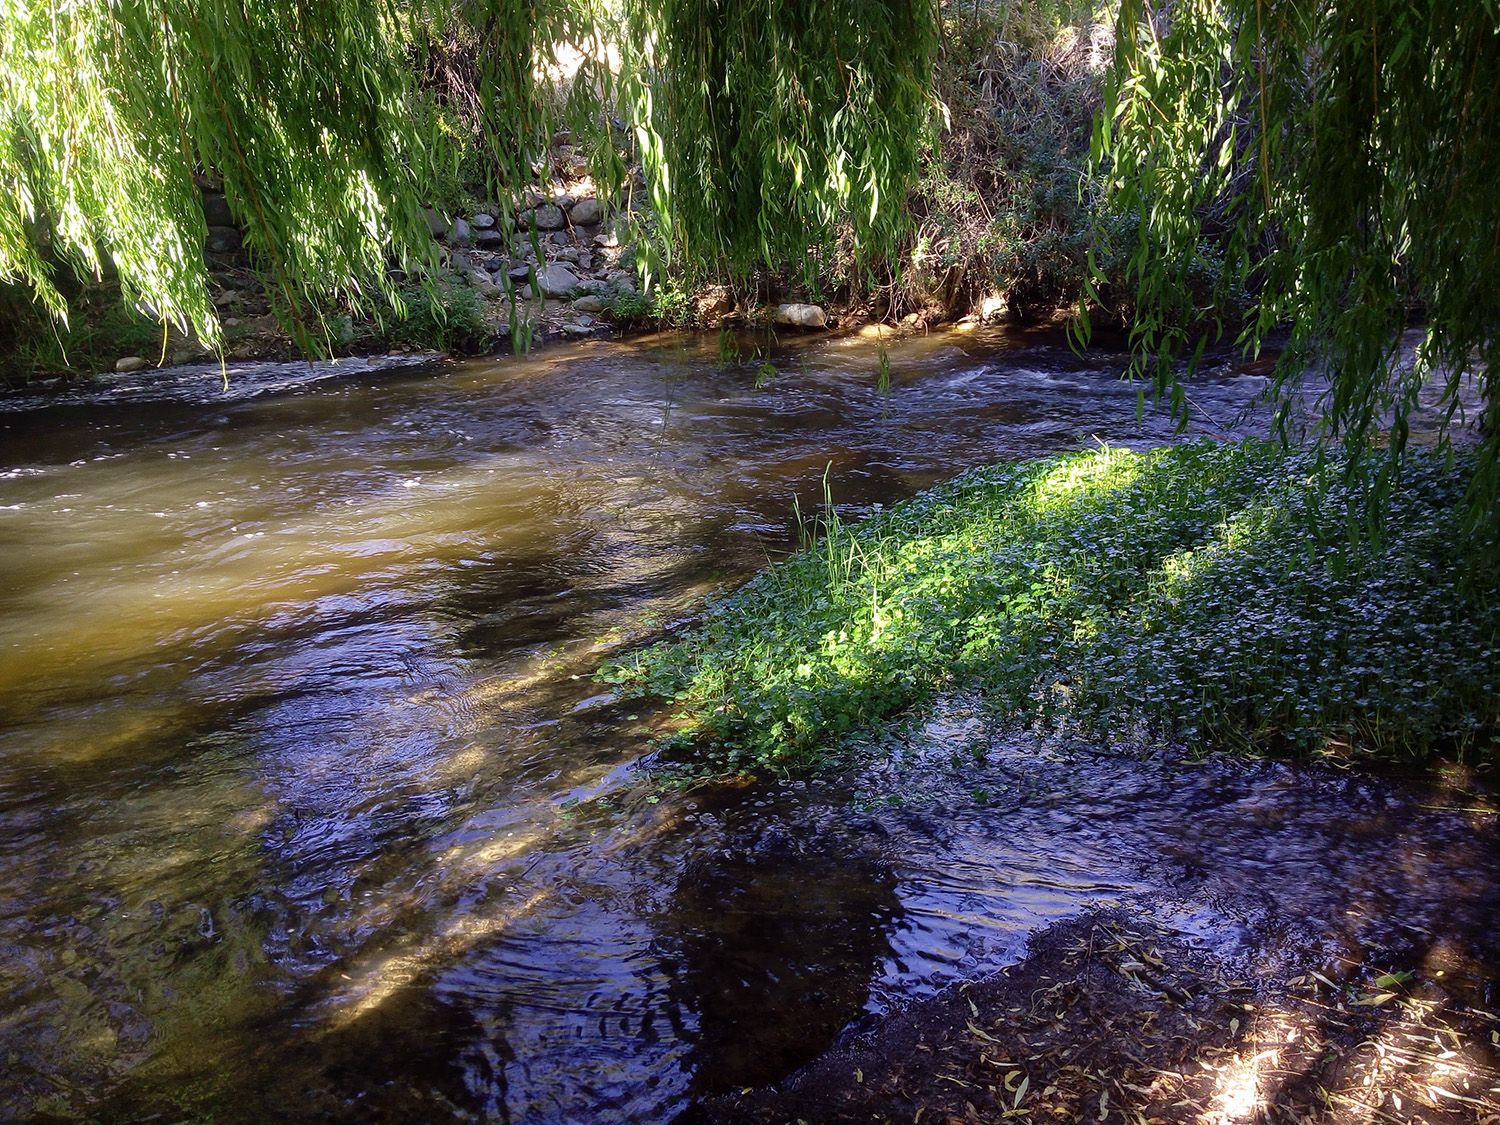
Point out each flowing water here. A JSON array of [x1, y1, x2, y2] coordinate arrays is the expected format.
[[0, 329, 1494, 1120]]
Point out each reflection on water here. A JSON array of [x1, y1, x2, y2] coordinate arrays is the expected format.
[[1, 328, 1492, 1120]]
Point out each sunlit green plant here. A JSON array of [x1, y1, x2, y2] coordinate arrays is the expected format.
[[602, 441, 1500, 771]]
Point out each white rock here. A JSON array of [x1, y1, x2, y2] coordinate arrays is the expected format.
[[772, 302, 828, 328], [115, 356, 148, 373]]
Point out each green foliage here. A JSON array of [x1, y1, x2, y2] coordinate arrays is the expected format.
[[1094, 0, 1500, 516], [605, 276, 697, 327], [602, 441, 1500, 770], [614, 0, 941, 282], [375, 280, 489, 353], [0, 284, 162, 379], [892, 0, 1182, 323], [0, 0, 445, 351], [1, 0, 943, 352]]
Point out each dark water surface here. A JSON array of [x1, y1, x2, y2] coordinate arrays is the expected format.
[[0, 329, 1493, 1120]]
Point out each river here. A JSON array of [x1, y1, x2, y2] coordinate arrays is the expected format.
[[0, 329, 1494, 1120]]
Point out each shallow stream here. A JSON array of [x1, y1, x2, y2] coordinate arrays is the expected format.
[[0, 329, 1493, 1120]]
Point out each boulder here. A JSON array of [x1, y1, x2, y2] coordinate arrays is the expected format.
[[447, 217, 472, 245], [115, 356, 148, 373], [421, 208, 448, 238], [471, 212, 496, 230], [772, 302, 828, 328], [695, 285, 734, 322], [569, 197, 602, 225], [533, 204, 566, 231], [572, 294, 606, 314], [465, 270, 501, 297], [535, 263, 581, 297]]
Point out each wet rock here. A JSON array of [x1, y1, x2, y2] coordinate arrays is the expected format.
[[773, 302, 827, 328], [533, 204, 566, 231], [115, 356, 148, 373], [535, 263, 581, 298], [572, 294, 606, 314], [569, 197, 602, 225]]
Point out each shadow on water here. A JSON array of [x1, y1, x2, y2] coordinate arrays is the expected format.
[[662, 815, 902, 1093]]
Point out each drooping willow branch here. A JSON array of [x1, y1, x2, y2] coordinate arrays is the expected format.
[[1094, 0, 1500, 523], [0, 0, 940, 348]]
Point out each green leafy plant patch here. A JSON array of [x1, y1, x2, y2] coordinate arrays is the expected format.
[[601, 441, 1499, 770]]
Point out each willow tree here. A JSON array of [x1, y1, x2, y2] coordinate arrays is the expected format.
[[1094, 0, 1500, 514], [0, 0, 939, 349]]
